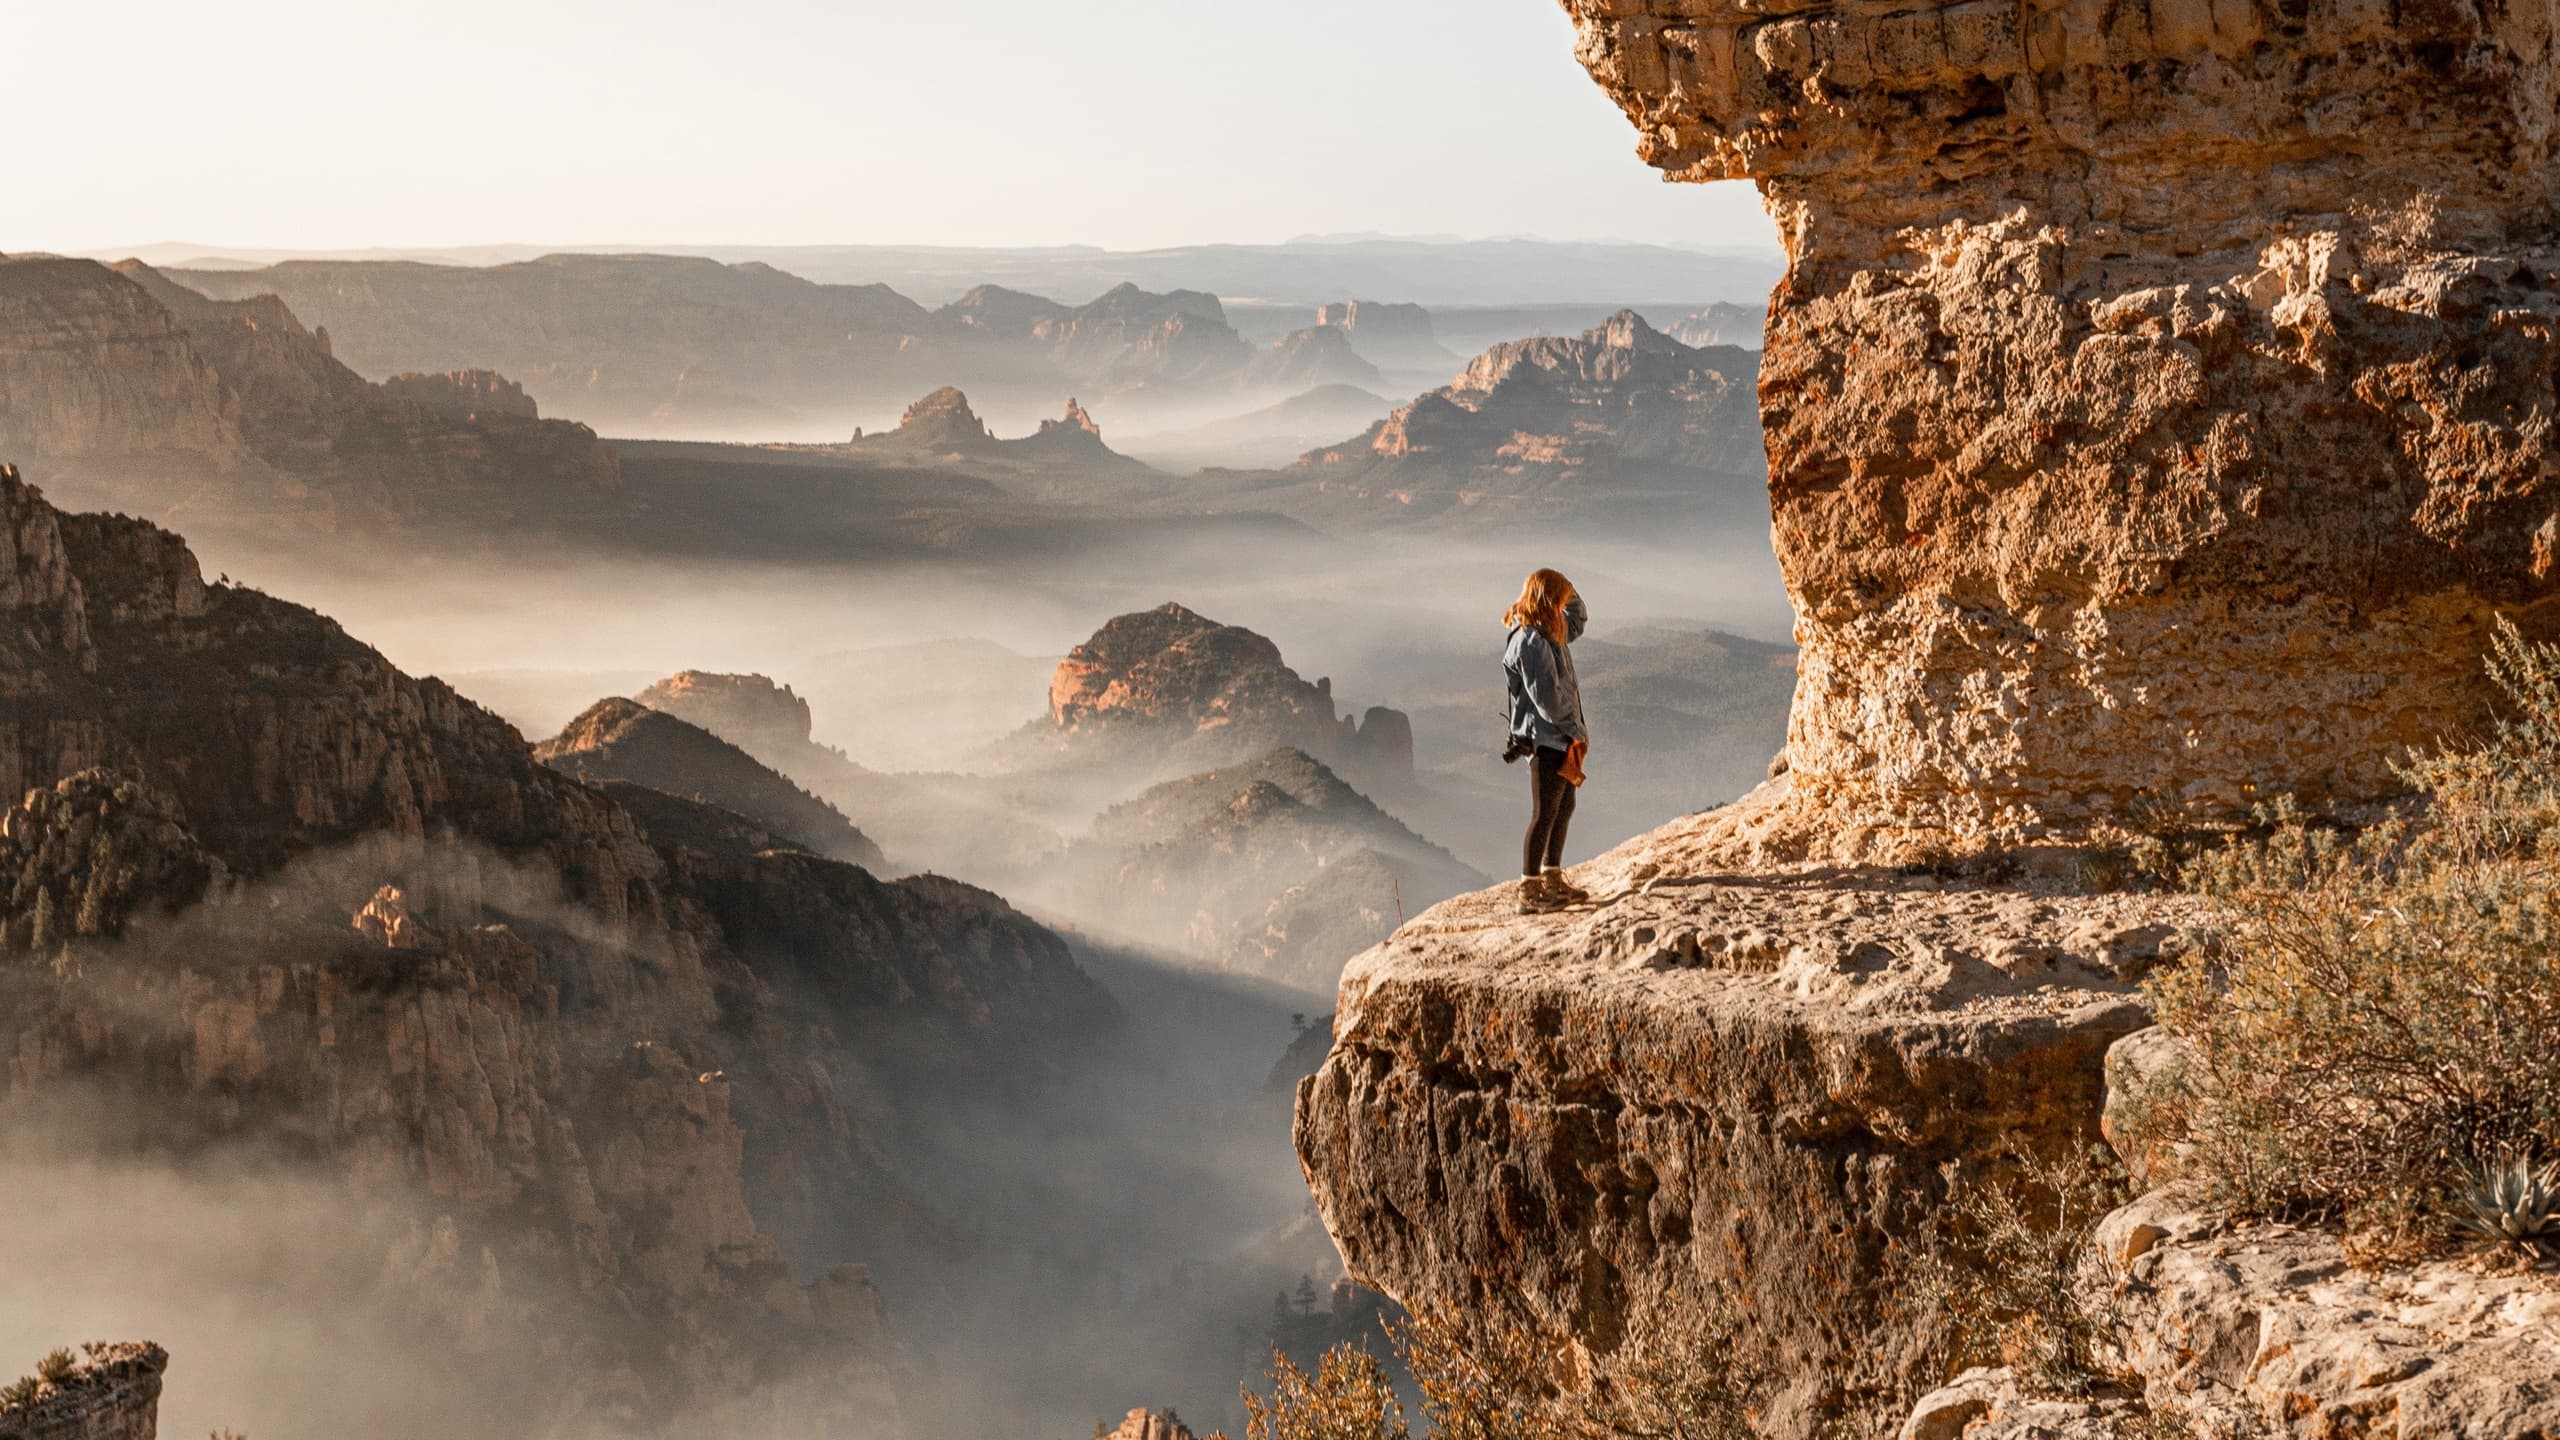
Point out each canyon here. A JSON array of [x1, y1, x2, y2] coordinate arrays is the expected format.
[[0, 459, 1114, 1433]]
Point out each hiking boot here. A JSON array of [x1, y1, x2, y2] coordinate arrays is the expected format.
[[1515, 875, 1564, 914], [1541, 867, 1592, 905]]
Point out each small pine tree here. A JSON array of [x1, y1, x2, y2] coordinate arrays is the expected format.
[[27, 887, 54, 955]]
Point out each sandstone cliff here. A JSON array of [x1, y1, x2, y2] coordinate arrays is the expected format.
[[0, 258, 240, 466], [0, 462, 1107, 1430], [1562, 0, 2560, 854], [1296, 7, 2560, 1438], [0, 256, 617, 549]]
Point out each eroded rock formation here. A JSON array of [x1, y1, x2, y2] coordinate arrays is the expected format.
[[1562, 0, 2560, 854], [1029, 602, 1415, 788]]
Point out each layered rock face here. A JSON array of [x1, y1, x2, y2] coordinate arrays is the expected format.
[[0, 463, 1106, 1429], [0, 1343, 167, 1440], [1563, 0, 2560, 851]]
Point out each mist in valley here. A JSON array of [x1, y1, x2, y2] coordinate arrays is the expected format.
[[13, 464, 1786, 1438], [1, 111, 1797, 1432]]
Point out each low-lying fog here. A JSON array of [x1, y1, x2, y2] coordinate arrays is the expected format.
[[15, 452, 1792, 1438]]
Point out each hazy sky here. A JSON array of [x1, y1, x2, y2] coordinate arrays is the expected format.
[[10, 0, 1774, 255]]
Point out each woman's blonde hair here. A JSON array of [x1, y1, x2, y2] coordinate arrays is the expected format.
[[1503, 568, 1576, 648]]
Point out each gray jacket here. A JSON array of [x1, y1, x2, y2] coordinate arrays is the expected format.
[[1504, 624, 1587, 750]]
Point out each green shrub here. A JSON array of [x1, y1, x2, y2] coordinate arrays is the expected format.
[[2153, 619, 2560, 1254], [34, 1349, 76, 1384]]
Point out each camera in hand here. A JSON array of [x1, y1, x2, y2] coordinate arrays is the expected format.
[[1501, 735, 1535, 764]]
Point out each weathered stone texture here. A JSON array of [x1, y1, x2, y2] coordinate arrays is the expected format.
[[1564, 0, 2560, 855], [2097, 1188, 2560, 1436], [1296, 831, 2193, 1434]]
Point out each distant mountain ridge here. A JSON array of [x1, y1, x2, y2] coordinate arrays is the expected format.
[[115, 235, 1786, 308], [161, 257, 1333, 438]]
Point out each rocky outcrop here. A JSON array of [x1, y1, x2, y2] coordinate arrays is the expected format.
[[636, 670, 820, 768], [1296, 830, 2193, 1435], [2091, 1189, 2560, 1437], [0, 1343, 167, 1440], [0, 462, 1105, 1427], [534, 696, 889, 871], [1101, 1408, 1197, 1440], [1261, 311, 1763, 530], [1312, 300, 1459, 373], [868, 386, 997, 455], [1562, 0, 2560, 854], [1026, 602, 1414, 788], [379, 368, 539, 419]]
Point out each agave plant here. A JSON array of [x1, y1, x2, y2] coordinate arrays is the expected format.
[[2454, 1151, 2560, 1260]]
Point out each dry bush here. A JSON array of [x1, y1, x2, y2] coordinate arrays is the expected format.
[[1889, 1147, 2133, 1399], [1222, 1298, 1761, 1440], [1233, 1342, 1409, 1440], [2152, 618, 2560, 1255]]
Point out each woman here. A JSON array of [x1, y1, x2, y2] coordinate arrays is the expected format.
[[1503, 568, 1590, 913]]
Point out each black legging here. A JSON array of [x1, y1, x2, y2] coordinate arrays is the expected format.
[[1523, 744, 1576, 876]]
